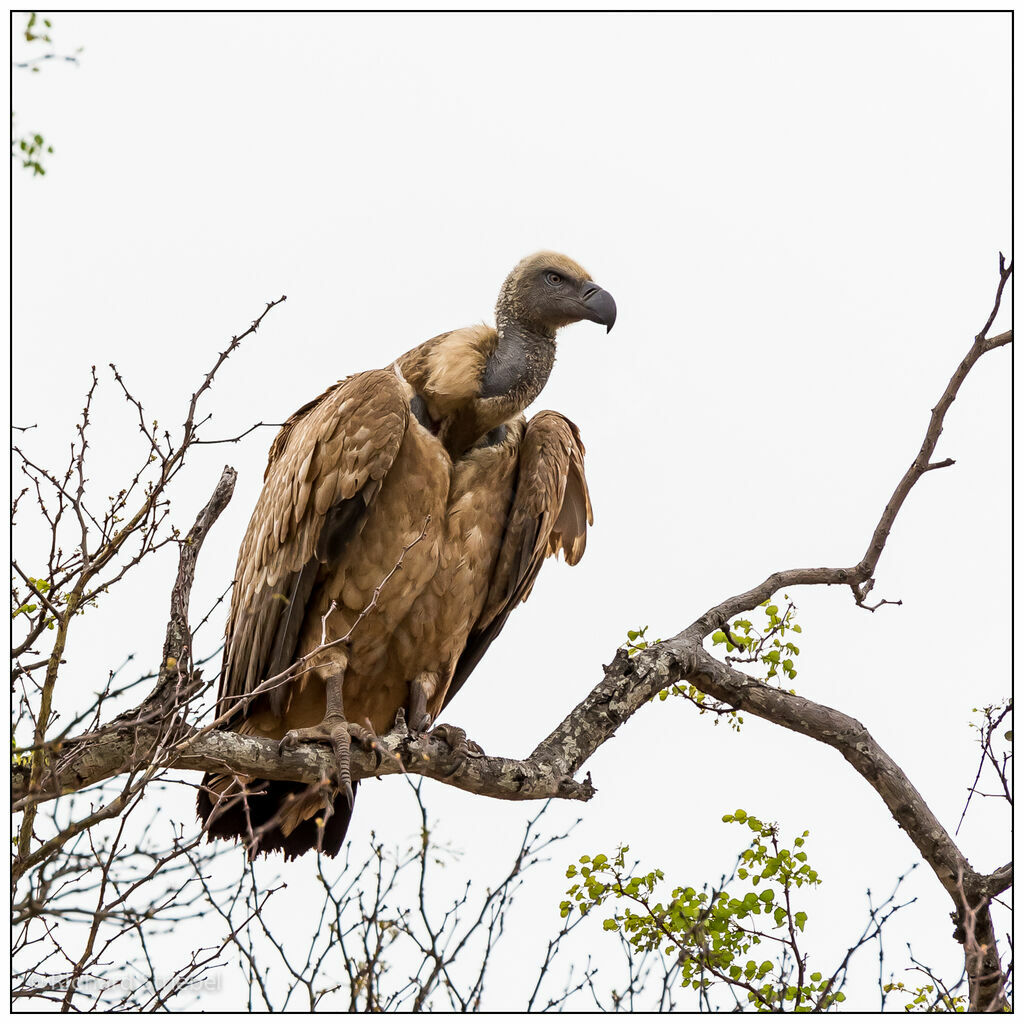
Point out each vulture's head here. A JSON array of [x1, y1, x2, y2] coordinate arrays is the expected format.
[[497, 251, 617, 337]]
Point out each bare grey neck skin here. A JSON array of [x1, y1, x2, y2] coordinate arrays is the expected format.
[[436, 298, 559, 459], [479, 310, 557, 411]]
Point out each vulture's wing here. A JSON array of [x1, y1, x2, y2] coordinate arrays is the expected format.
[[443, 411, 592, 709], [218, 368, 410, 721]]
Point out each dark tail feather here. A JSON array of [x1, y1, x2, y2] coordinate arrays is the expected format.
[[197, 776, 356, 861]]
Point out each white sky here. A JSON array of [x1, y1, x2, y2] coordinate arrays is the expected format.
[[12, 10, 1012, 1012]]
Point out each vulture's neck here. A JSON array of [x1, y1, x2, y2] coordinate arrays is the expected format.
[[481, 314, 557, 412], [437, 315, 556, 460]]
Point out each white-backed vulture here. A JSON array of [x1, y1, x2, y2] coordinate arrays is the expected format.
[[197, 252, 614, 858]]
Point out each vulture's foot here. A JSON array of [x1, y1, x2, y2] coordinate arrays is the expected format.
[[278, 717, 380, 808], [428, 723, 485, 776], [407, 678, 433, 733]]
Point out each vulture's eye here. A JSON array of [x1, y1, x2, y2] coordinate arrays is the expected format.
[[545, 272, 563, 287]]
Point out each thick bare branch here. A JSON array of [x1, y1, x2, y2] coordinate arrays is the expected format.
[[15, 716, 593, 810]]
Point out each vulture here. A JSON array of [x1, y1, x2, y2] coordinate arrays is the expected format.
[[197, 252, 616, 858]]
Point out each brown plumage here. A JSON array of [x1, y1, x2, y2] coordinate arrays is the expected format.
[[197, 252, 613, 859]]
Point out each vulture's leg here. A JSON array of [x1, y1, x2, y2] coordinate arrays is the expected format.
[[408, 674, 483, 771], [407, 672, 440, 733], [278, 664, 378, 808]]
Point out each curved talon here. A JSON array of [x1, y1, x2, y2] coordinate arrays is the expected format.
[[278, 729, 304, 754], [428, 722, 485, 768], [352, 720, 385, 772], [348, 723, 376, 747], [362, 738, 384, 772]]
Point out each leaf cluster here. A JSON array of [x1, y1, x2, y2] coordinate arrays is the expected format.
[[13, 130, 54, 176], [13, 13, 84, 176], [24, 13, 54, 45], [625, 627, 745, 731], [711, 596, 802, 683], [560, 813, 843, 1010], [883, 980, 968, 1012], [624, 625, 661, 657]]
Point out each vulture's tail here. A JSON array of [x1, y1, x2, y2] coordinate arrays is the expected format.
[[197, 775, 356, 861]]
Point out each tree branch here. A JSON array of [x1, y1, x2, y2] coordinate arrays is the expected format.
[[14, 718, 595, 811], [152, 464, 237, 705]]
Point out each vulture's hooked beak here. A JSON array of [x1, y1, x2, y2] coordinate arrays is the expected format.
[[580, 282, 617, 333]]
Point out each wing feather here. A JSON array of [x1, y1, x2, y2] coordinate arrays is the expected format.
[[216, 368, 409, 722], [443, 411, 592, 708]]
